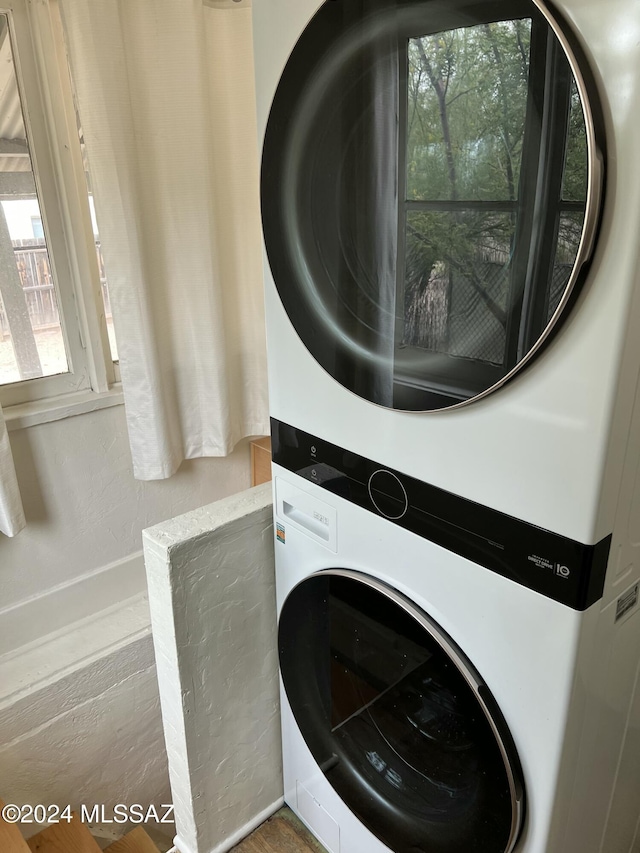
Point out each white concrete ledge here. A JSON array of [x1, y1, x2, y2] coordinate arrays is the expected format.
[[0, 552, 146, 657], [0, 594, 170, 835], [143, 482, 282, 853], [0, 593, 152, 720]]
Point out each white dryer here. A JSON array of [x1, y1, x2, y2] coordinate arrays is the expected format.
[[253, 0, 640, 547]]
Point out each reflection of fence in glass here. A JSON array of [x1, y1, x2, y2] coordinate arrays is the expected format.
[[404, 258, 574, 366], [404, 260, 509, 364], [0, 240, 110, 335]]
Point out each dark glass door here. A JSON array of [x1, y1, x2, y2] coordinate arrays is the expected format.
[[279, 570, 525, 853], [261, 0, 604, 410]]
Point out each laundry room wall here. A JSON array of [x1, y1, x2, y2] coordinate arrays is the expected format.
[[0, 401, 253, 822], [0, 0, 267, 829]]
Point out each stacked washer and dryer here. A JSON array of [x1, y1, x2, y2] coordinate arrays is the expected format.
[[252, 1, 640, 851]]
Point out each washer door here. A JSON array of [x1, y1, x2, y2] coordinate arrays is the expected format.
[[279, 570, 525, 853], [261, 0, 604, 410]]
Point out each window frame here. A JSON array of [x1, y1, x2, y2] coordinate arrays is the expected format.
[[394, 13, 588, 406], [0, 0, 117, 411]]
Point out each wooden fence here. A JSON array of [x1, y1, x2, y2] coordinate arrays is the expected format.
[[0, 239, 110, 336]]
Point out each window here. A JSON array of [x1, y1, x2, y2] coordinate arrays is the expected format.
[[0, 0, 116, 409], [30, 216, 44, 239], [395, 17, 589, 406]]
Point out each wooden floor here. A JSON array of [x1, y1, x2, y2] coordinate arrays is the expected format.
[[231, 809, 327, 853], [0, 800, 160, 853], [2, 798, 318, 853]]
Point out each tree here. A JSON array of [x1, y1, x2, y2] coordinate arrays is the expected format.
[[401, 17, 587, 363]]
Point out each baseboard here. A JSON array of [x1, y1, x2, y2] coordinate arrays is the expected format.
[[171, 797, 284, 853], [0, 551, 147, 657]]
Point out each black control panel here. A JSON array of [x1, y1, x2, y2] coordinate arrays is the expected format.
[[271, 418, 611, 611]]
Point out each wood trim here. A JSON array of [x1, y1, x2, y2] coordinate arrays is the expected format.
[[251, 436, 272, 486]]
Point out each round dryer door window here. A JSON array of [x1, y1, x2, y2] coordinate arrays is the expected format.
[[261, 0, 604, 410], [279, 571, 525, 853]]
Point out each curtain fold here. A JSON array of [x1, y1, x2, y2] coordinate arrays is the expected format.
[[0, 408, 25, 536], [60, 0, 268, 479]]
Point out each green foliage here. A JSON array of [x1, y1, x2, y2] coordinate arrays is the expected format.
[[563, 83, 588, 202], [401, 18, 589, 359], [407, 20, 532, 202]]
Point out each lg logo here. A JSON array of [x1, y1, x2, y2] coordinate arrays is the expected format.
[[556, 564, 570, 579]]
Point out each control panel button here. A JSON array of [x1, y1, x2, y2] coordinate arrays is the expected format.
[[368, 469, 408, 520]]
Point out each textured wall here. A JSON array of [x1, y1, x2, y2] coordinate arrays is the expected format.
[[0, 402, 254, 842], [143, 483, 282, 853], [1, 404, 251, 611], [0, 633, 172, 841]]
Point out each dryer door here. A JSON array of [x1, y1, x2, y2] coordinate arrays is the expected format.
[[261, 0, 604, 411], [279, 570, 525, 853]]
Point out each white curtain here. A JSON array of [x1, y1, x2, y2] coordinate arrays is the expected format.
[[60, 0, 268, 479], [0, 407, 25, 536]]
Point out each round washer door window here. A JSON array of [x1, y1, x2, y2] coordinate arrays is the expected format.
[[261, 0, 604, 411], [279, 571, 525, 853]]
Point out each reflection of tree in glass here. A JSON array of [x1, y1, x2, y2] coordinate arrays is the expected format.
[[403, 22, 532, 360], [553, 85, 587, 295], [563, 82, 588, 203], [406, 21, 531, 203], [402, 19, 588, 362], [404, 211, 513, 363]]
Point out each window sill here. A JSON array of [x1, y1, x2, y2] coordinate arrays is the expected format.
[[4, 385, 124, 431]]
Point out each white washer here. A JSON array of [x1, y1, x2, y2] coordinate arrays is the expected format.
[[253, 0, 640, 548], [271, 441, 640, 853]]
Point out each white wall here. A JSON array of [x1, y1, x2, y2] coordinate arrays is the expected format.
[[0, 401, 254, 837], [1, 199, 43, 240], [1, 402, 251, 612], [0, 633, 171, 841]]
